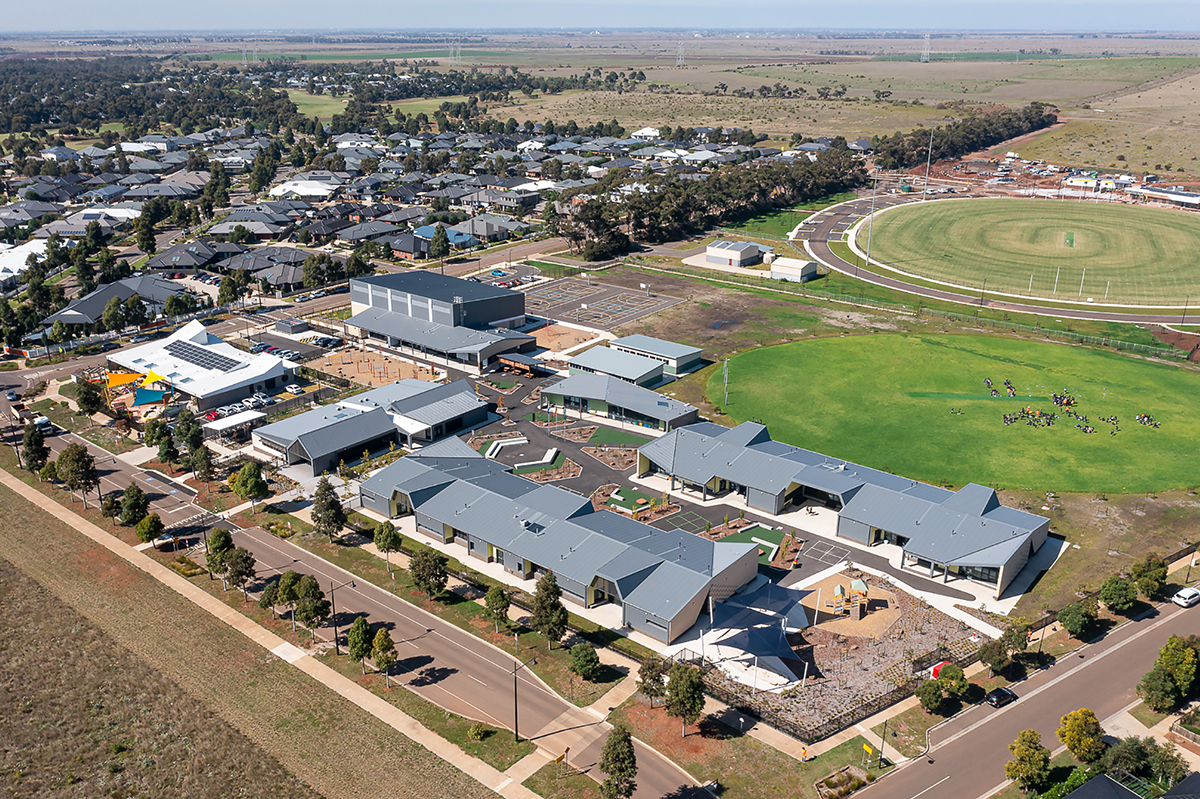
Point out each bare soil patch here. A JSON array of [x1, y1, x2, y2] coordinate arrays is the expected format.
[[697, 517, 758, 541], [320, 348, 440, 387], [582, 445, 638, 471], [552, 425, 597, 443], [522, 458, 582, 483], [533, 323, 596, 352]]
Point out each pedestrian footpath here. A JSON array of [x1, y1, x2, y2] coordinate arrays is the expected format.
[[0, 467, 543, 799]]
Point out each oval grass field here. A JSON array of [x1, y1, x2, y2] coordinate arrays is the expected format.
[[709, 334, 1200, 493], [860, 198, 1200, 306]]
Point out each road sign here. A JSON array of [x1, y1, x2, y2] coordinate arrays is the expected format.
[[862, 743, 873, 754]]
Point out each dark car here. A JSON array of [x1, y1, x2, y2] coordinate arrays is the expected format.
[[985, 687, 1017, 708]]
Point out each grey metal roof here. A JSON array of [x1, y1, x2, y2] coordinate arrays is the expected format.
[[569, 347, 661, 383], [352, 271, 516, 305], [609, 334, 701, 360], [347, 378, 487, 427], [257, 405, 394, 463], [347, 307, 532, 355], [547, 373, 695, 424]]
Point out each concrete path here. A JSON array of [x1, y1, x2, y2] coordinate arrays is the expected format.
[[0, 467, 543, 799]]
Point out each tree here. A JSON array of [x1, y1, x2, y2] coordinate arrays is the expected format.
[[374, 520, 402, 572], [40, 461, 59, 484], [410, 548, 448, 599], [978, 639, 1010, 676], [75, 378, 103, 416], [100, 491, 120, 519], [56, 442, 98, 507], [119, 483, 149, 526], [484, 584, 511, 630], [135, 218, 156, 255], [638, 656, 667, 708], [372, 627, 397, 688], [277, 570, 302, 631], [294, 574, 331, 643], [1005, 729, 1051, 794], [599, 723, 638, 799], [937, 663, 969, 697], [1137, 663, 1180, 712], [1148, 740, 1189, 785], [101, 295, 126, 331], [665, 663, 705, 738], [429, 224, 450, 271], [230, 461, 269, 511], [1156, 634, 1197, 696], [207, 526, 234, 581], [531, 571, 569, 649], [135, 512, 165, 544], [1057, 599, 1096, 639], [191, 444, 214, 487], [1130, 553, 1168, 598], [569, 643, 602, 681], [916, 678, 946, 715], [123, 296, 147, 327], [347, 616, 373, 674], [1056, 708, 1106, 763], [143, 417, 168, 447], [22, 422, 49, 474], [224, 546, 257, 601], [157, 435, 179, 467], [1098, 575, 1138, 613], [258, 577, 280, 619], [311, 475, 346, 543]]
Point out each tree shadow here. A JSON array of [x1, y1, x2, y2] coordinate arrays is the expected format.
[[395, 654, 433, 675], [409, 665, 457, 687], [697, 716, 738, 741]]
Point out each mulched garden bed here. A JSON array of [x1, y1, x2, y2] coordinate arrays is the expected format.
[[522, 458, 582, 483], [582, 445, 638, 471], [697, 517, 758, 540], [467, 431, 524, 452], [552, 425, 597, 443]]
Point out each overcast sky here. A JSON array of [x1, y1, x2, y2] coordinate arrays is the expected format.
[[6, 1, 1200, 33]]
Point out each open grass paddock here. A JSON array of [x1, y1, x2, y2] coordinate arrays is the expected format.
[[861, 198, 1200, 306], [710, 334, 1200, 493]]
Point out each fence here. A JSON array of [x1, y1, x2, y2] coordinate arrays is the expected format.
[[1171, 721, 1200, 746], [621, 259, 1187, 361], [18, 306, 228, 361]]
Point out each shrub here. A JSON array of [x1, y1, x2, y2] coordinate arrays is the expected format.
[[467, 722, 487, 742]]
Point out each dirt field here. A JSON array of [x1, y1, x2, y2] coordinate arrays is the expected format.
[[0, 557, 323, 799], [320, 348, 440, 387], [533, 323, 597, 353], [0, 482, 499, 799]]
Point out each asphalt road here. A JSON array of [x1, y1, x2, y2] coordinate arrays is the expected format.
[[807, 196, 1200, 324], [232, 526, 704, 799], [860, 600, 1192, 799]]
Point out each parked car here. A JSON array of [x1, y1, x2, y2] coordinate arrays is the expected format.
[[204, 410, 221, 421], [5, 389, 17, 401], [243, 397, 263, 409], [286, 384, 304, 395], [34, 415, 53, 431], [311, 290, 328, 299], [130, 335, 150, 343], [98, 341, 119, 352], [985, 687, 1017, 708], [200, 318, 219, 326], [265, 346, 279, 353], [332, 285, 349, 294], [1172, 587, 1200, 608]]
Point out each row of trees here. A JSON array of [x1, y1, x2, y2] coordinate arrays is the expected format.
[[1137, 633, 1200, 712], [872, 103, 1058, 170], [1005, 710, 1188, 795]]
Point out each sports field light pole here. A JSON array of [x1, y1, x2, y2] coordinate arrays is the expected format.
[[329, 578, 356, 655], [863, 170, 879, 280], [921, 128, 934, 202], [1183, 296, 1190, 327]]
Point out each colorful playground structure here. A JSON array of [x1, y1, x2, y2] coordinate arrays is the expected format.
[[826, 578, 871, 621]]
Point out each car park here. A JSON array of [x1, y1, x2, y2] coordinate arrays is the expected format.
[[1172, 587, 1200, 608], [985, 687, 1017, 708]]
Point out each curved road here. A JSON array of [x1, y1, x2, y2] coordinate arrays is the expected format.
[[805, 195, 1198, 325]]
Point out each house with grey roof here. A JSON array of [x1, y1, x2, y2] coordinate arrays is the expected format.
[[609, 334, 702, 376], [252, 378, 488, 475], [638, 422, 1050, 597], [568, 346, 665, 387], [359, 438, 758, 642], [541, 373, 698, 431], [42, 274, 188, 327]]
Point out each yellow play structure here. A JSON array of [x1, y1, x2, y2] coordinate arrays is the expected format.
[[827, 579, 871, 620]]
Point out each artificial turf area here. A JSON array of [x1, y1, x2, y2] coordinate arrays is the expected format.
[[861, 198, 1200, 306], [710, 334, 1200, 493]]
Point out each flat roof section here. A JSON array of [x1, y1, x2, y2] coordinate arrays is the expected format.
[[569, 346, 662, 383], [609, 334, 701, 361], [353, 271, 517, 305]]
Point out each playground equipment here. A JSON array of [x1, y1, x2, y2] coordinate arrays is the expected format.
[[826, 579, 871, 620]]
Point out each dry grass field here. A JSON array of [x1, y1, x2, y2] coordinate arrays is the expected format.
[[0, 482, 499, 799]]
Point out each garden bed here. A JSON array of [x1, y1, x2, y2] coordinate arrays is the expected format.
[[466, 430, 524, 452], [815, 765, 874, 799], [582, 445, 638, 471], [516, 455, 582, 483], [589, 483, 679, 522], [551, 425, 598, 443]]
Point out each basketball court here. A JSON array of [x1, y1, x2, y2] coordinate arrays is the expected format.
[[522, 277, 684, 328]]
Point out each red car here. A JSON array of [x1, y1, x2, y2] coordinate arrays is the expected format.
[[204, 410, 221, 421]]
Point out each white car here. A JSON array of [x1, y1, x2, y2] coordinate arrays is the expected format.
[[286, 384, 304, 395], [1172, 587, 1200, 608]]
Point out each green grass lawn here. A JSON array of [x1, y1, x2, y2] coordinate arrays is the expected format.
[[726, 209, 813, 239], [719, 526, 785, 564], [604, 486, 658, 512], [523, 762, 600, 799], [1129, 701, 1170, 729], [286, 89, 350, 119], [863, 198, 1200, 306], [711, 334, 1200, 493], [587, 428, 650, 447]]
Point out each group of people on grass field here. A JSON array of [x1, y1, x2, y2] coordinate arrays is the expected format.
[[986, 381, 1162, 437]]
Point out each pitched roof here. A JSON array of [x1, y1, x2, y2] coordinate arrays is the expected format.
[[547, 373, 695, 424]]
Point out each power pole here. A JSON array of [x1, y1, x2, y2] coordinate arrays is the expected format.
[[676, 41, 685, 68], [921, 34, 931, 63]]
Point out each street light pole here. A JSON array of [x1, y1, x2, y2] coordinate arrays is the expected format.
[[863, 170, 879, 280], [329, 578, 355, 655], [512, 655, 537, 742]]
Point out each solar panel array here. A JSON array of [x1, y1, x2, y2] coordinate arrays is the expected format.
[[164, 340, 240, 372]]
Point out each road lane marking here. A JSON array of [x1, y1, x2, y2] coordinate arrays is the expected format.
[[468, 674, 488, 687], [909, 776, 949, 799]]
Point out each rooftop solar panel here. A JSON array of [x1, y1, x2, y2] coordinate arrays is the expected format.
[[164, 340, 241, 372]]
